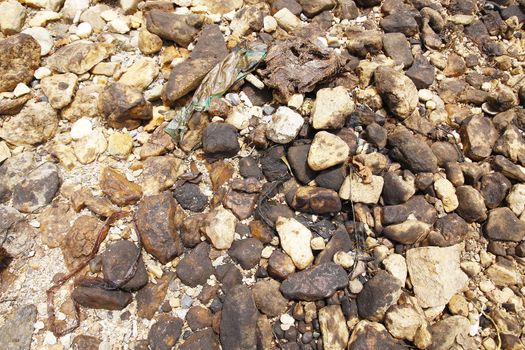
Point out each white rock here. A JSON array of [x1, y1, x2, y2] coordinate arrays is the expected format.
[[333, 251, 354, 269], [13, 83, 31, 97], [109, 18, 130, 34], [226, 107, 250, 130], [41, 73, 78, 109], [339, 173, 384, 204], [507, 184, 525, 216], [310, 236, 325, 250], [274, 8, 302, 32], [120, 0, 140, 13], [61, 0, 89, 21], [308, 131, 350, 171], [348, 279, 363, 294], [34, 67, 52, 80], [434, 177, 459, 212], [319, 305, 349, 350], [263, 15, 278, 33], [73, 129, 107, 164], [119, 57, 159, 90], [382, 254, 407, 286], [311, 86, 354, 130], [28, 10, 61, 27], [22, 27, 54, 55], [287, 94, 303, 109], [0, 0, 26, 34], [406, 244, 469, 308], [0, 141, 11, 163], [385, 304, 425, 342], [75, 22, 92, 38], [418, 89, 433, 102], [276, 217, 314, 270], [205, 206, 237, 250], [266, 106, 304, 144]]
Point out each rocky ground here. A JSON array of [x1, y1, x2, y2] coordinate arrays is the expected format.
[[0, 0, 525, 349]]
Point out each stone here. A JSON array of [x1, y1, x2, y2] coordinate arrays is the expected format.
[[507, 184, 525, 216], [139, 29, 163, 55], [382, 195, 437, 226], [228, 238, 263, 270], [266, 106, 304, 144], [380, 12, 419, 36], [72, 278, 132, 310], [263, 15, 278, 32], [223, 189, 258, 220], [202, 123, 240, 161], [406, 244, 469, 308], [193, 0, 243, 14], [73, 129, 107, 164], [180, 328, 219, 350], [448, 294, 468, 316], [12, 162, 60, 213], [406, 55, 435, 89], [280, 262, 347, 301], [456, 185, 487, 223], [357, 271, 402, 322], [388, 129, 438, 173], [107, 132, 133, 158], [297, 0, 335, 16], [480, 172, 512, 209], [431, 213, 470, 247], [494, 125, 525, 165], [485, 259, 522, 286], [0, 304, 37, 350], [0, 0, 26, 35], [347, 321, 406, 350], [102, 240, 148, 291], [308, 131, 350, 171], [382, 33, 413, 68], [252, 278, 288, 317], [268, 250, 296, 280], [287, 145, 317, 184], [276, 217, 314, 270], [173, 182, 207, 212], [21, 27, 53, 56], [365, 122, 387, 148], [205, 206, 237, 250], [375, 67, 418, 119], [98, 82, 153, 130], [485, 207, 525, 242], [61, 215, 101, 270], [0, 34, 40, 93], [61, 84, 102, 121], [119, 58, 159, 91], [346, 31, 383, 58], [428, 316, 470, 350], [71, 335, 101, 350], [460, 116, 499, 160], [100, 167, 142, 206], [220, 285, 259, 350], [47, 41, 111, 74], [136, 273, 172, 319], [186, 306, 212, 331], [382, 171, 416, 205], [339, 174, 384, 204], [383, 220, 431, 245], [136, 193, 183, 264], [487, 83, 518, 112], [289, 186, 342, 214], [493, 155, 525, 182], [311, 86, 354, 130], [145, 10, 203, 47], [0, 101, 57, 146], [41, 73, 78, 109], [141, 156, 183, 195], [384, 304, 424, 341], [316, 165, 346, 191], [431, 142, 460, 167], [239, 157, 263, 179], [147, 315, 183, 350], [39, 202, 73, 248], [434, 177, 459, 212], [319, 305, 349, 350], [273, 8, 302, 32]]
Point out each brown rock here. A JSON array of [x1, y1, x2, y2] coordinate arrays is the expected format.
[[180, 328, 220, 350], [208, 160, 234, 191], [460, 115, 499, 160], [176, 242, 214, 287], [145, 10, 203, 47], [72, 278, 132, 310], [186, 306, 213, 331], [47, 42, 111, 75], [102, 240, 148, 291], [223, 189, 258, 220], [61, 84, 103, 122], [138, 28, 163, 55], [289, 186, 342, 214], [268, 250, 296, 280], [39, 202, 73, 249], [147, 315, 183, 350], [0, 34, 40, 93], [100, 167, 142, 206], [252, 279, 288, 317], [456, 185, 487, 223], [0, 94, 31, 115], [62, 216, 102, 270], [443, 53, 467, 77], [141, 156, 183, 195], [72, 335, 101, 350], [137, 272, 173, 319], [180, 214, 205, 248]]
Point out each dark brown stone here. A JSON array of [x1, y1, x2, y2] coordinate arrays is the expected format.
[[227, 238, 263, 270], [101, 240, 148, 291], [98, 83, 152, 130], [145, 10, 203, 46], [147, 315, 183, 350], [72, 278, 132, 310], [136, 272, 173, 319], [220, 285, 259, 350], [176, 242, 214, 287], [268, 250, 296, 280], [186, 306, 213, 331], [289, 186, 342, 214]]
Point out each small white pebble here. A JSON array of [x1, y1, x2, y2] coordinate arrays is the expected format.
[[75, 22, 92, 38], [43, 332, 57, 345], [70, 118, 93, 140], [34, 320, 45, 330], [418, 88, 433, 102], [263, 16, 277, 33], [34, 67, 51, 80], [310, 237, 325, 250], [29, 220, 40, 228], [261, 246, 274, 259], [148, 264, 163, 279], [13, 83, 30, 97]]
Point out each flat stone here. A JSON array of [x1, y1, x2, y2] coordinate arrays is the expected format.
[[456, 185, 487, 223], [136, 273, 172, 319], [382, 195, 437, 226], [485, 207, 525, 242], [0, 34, 40, 93], [308, 131, 350, 171], [319, 305, 349, 350], [380, 12, 419, 36], [289, 186, 342, 214], [266, 106, 304, 144], [100, 167, 142, 206], [204, 206, 237, 250], [12, 162, 60, 213], [102, 240, 148, 291], [176, 242, 214, 287], [382, 33, 413, 68], [460, 115, 499, 160], [228, 238, 263, 270], [276, 217, 314, 270], [383, 220, 431, 245], [252, 278, 288, 317], [311, 86, 354, 130], [339, 174, 384, 204], [357, 271, 402, 322], [145, 10, 203, 47], [147, 315, 183, 350], [72, 278, 132, 310], [0, 304, 37, 350], [347, 320, 407, 350], [202, 123, 240, 162], [47, 41, 111, 74], [384, 304, 425, 342], [41, 73, 78, 109], [220, 285, 258, 350]]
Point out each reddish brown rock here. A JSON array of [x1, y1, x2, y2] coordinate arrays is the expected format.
[[0, 34, 40, 93], [136, 272, 173, 319], [100, 167, 143, 206], [61, 216, 102, 270]]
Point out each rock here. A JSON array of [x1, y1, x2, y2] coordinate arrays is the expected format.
[[319, 305, 349, 350], [107, 132, 133, 158], [448, 294, 468, 316], [193, 0, 243, 13], [47, 41, 111, 74], [98, 82, 153, 130], [147, 315, 183, 350], [102, 240, 148, 291], [347, 320, 406, 350], [384, 304, 424, 341], [239, 157, 263, 179], [119, 57, 159, 91], [0, 101, 58, 146], [61, 84, 102, 121], [485, 207, 525, 242], [39, 202, 73, 248], [61, 215, 100, 269], [357, 271, 402, 322], [487, 83, 518, 112], [507, 184, 525, 216], [268, 250, 296, 280], [136, 193, 183, 264], [280, 262, 347, 301], [493, 155, 525, 182], [223, 188, 258, 220], [41, 73, 78, 109], [139, 29, 163, 55], [365, 122, 387, 148], [228, 238, 263, 270], [0, 34, 40, 93], [273, 8, 302, 32], [308, 131, 350, 171], [72, 278, 132, 310], [205, 206, 237, 250], [431, 142, 460, 167], [382, 33, 413, 68], [21, 27, 53, 56], [186, 306, 212, 331], [405, 55, 435, 89], [173, 182, 208, 212], [316, 165, 346, 191], [460, 116, 498, 160], [202, 123, 240, 161], [382, 195, 437, 226], [71, 335, 101, 350], [0, 304, 37, 350], [311, 86, 354, 130], [380, 12, 419, 36], [485, 259, 522, 286], [430, 213, 470, 247], [388, 129, 438, 173], [456, 185, 487, 223], [145, 10, 203, 47], [12, 162, 60, 213], [266, 106, 304, 144], [289, 186, 342, 214], [383, 220, 431, 245], [428, 315, 470, 350], [276, 217, 314, 270], [73, 129, 107, 164], [100, 167, 142, 206], [297, 0, 335, 16], [0, 0, 26, 35], [220, 285, 259, 350], [180, 328, 220, 350], [375, 67, 418, 119], [346, 31, 383, 58], [339, 174, 384, 204], [136, 273, 172, 319], [406, 244, 469, 308], [260, 147, 291, 182], [252, 278, 288, 317], [287, 145, 317, 184], [434, 177, 459, 212], [494, 125, 525, 165], [141, 156, 183, 195], [480, 172, 512, 209], [382, 171, 416, 205]]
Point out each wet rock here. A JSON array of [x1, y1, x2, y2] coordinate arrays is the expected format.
[[308, 131, 350, 171], [382, 33, 413, 68], [223, 189, 258, 220], [100, 167, 142, 206], [375, 67, 418, 119], [102, 240, 148, 291], [136, 273, 172, 319], [428, 315, 470, 350], [12, 162, 60, 213], [319, 305, 349, 350], [41, 73, 78, 109], [266, 106, 304, 144], [383, 219, 431, 245], [311, 86, 354, 130], [347, 320, 406, 350], [228, 238, 263, 270], [220, 285, 259, 350], [72, 278, 132, 310], [98, 82, 153, 130], [460, 115, 498, 160], [287, 145, 317, 184], [388, 129, 438, 173], [340, 173, 384, 204], [280, 262, 347, 301], [145, 10, 203, 46], [136, 193, 184, 264], [357, 271, 402, 322], [252, 278, 288, 317], [380, 12, 419, 36], [406, 244, 469, 308], [276, 217, 314, 270], [205, 206, 237, 250], [346, 31, 383, 58], [0, 34, 40, 93], [382, 171, 416, 205], [480, 172, 512, 209], [61, 215, 101, 270], [173, 182, 208, 212], [405, 55, 435, 89], [147, 315, 183, 350], [485, 207, 525, 242], [289, 186, 342, 214], [268, 250, 296, 280], [141, 156, 183, 195], [0, 304, 37, 350], [202, 123, 240, 161], [47, 41, 111, 75], [456, 185, 487, 223]]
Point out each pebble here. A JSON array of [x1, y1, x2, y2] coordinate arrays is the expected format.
[[266, 106, 304, 144], [308, 131, 350, 171], [13, 83, 30, 97], [70, 118, 93, 140], [75, 22, 92, 38]]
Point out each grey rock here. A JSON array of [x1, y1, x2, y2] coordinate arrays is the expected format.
[[0, 304, 37, 350], [382, 33, 413, 67], [177, 242, 214, 287], [456, 185, 487, 223], [406, 55, 435, 89], [220, 285, 259, 350], [357, 271, 402, 322], [102, 240, 148, 291], [380, 12, 419, 36], [173, 182, 208, 212], [485, 207, 525, 242], [382, 171, 416, 205], [382, 195, 437, 226], [252, 278, 288, 317], [202, 123, 240, 162], [12, 162, 60, 213], [228, 238, 263, 270]]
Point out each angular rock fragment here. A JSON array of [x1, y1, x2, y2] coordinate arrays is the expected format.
[[204, 206, 237, 250], [12, 162, 60, 213], [0, 304, 37, 350], [276, 217, 314, 270], [227, 238, 263, 270], [202, 123, 240, 161], [319, 305, 349, 350], [308, 131, 350, 171], [289, 186, 342, 214], [0, 34, 40, 93], [147, 315, 183, 350], [177, 242, 214, 287], [145, 10, 203, 47], [357, 271, 402, 322], [485, 207, 525, 242], [252, 278, 288, 317], [100, 167, 142, 206], [72, 278, 132, 310], [347, 320, 407, 350], [102, 240, 148, 291], [220, 285, 259, 350], [47, 41, 111, 75], [41, 73, 78, 109], [311, 86, 354, 130], [375, 67, 418, 119]]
